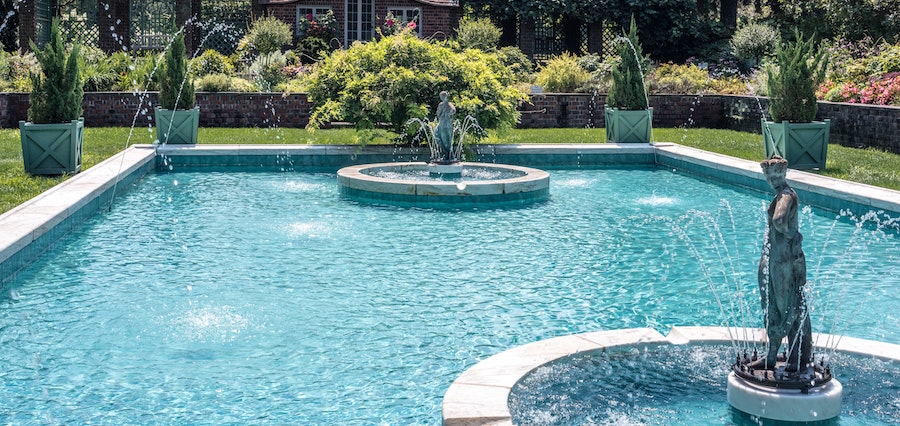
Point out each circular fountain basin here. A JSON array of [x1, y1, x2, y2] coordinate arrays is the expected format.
[[443, 327, 900, 425], [337, 162, 549, 206]]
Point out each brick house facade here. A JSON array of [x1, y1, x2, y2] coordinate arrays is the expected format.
[[255, 0, 460, 48]]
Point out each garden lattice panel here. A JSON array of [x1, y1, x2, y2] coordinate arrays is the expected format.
[[200, 0, 251, 55], [58, 0, 100, 47], [130, 0, 175, 50]]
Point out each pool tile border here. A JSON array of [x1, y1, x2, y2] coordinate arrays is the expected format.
[[441, 326, 900, 426]]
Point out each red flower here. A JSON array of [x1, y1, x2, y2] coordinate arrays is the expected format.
[[386, 19, 394, 27], [307, 13, 313, 20]]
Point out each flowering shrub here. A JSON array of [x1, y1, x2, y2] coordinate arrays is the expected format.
[[298, 10, 338, 42], [381, 12, 417, 37], [828, 74, 900, 105]]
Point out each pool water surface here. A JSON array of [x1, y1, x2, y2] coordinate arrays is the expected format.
[[1, 167, 898, 423]]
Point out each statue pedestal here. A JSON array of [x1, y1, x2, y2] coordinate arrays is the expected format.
[[426, 162, 463, 177], [727, 372, 842, 421]]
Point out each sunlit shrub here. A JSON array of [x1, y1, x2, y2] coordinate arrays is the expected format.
[[648, 63, 707, 94], [534, 52, 591, 93], [307, 31, 524, 131], [456, 17, 501, 52], [192, 49, 235, 77]]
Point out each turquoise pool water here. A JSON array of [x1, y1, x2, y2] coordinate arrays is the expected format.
[[509, 345, 899, 425], [1, 167, 898, 423]]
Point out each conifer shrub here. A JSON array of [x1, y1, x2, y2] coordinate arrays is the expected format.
[[766, 31, 827, 123], [28, 18, 82, 124], [607, 17, 648, 110], [158, 33, 195, 110]]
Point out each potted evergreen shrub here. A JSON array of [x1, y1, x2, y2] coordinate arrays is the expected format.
[[19, 18, 84, 175], [762, 30, 830, 170], [604, 17, 651, 143], [155, 33, 198, 144]]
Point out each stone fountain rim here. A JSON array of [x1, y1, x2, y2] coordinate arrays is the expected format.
[[441, 326, 900, 426], [337, 162, 550, 197]]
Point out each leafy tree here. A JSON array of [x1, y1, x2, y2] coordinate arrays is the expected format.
[[28, 19, 82, 124], [244, 16, 292, 57]]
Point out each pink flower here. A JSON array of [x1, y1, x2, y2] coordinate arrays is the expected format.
[[408, 21, 416, 29], [307, 13, 313, 20], [386, 19, 394, 27]]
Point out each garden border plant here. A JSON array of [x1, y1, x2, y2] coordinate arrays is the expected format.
[[604, 16, 652, 143], [763, 30, 830, 170], [19, 18, 84, 175], [155, 32, 199, 145], [305, 28, 525, 141]]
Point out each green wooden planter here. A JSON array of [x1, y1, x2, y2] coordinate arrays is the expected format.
[[19, 118, 84, 175], [604, 107, 653, 143], [155, 107, 199, 144], [762, 119, 831, 170]]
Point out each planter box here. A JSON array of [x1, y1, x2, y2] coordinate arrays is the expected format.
[[605, 107, 653, 143], [19, 118, 84, 175], [155, 107, 199, 144], [762, 119, 830, 170]]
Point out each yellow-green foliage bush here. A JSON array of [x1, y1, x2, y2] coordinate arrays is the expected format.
[[534, 52, 591, 93], [192, 49, 235, 77], [307, 30, 524, 131], [648, 63, 708, 94], [708, 75, 749, 94]]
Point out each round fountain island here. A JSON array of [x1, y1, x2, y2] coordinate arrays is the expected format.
[[337, 162, 550, 207]]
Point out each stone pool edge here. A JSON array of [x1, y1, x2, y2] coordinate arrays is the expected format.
[[440, 326, 900, 426]]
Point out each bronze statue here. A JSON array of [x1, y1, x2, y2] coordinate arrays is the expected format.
[[435, 91, 455, 163], [757, 155, 812, 371]]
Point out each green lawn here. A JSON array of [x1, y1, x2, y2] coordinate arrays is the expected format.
[[3, 127, 900, 215]]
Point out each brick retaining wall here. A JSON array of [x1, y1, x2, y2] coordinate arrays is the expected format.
[[1, 92, 897, 153]]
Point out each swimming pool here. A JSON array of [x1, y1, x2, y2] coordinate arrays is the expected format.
[[2, 154, 899, 423]]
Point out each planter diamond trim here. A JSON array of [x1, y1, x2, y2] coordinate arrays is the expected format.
[[762, 119, 831, 170], [605, 107, 653, 143], [155, 107, 200, 144], [19, 118, 84, 175]]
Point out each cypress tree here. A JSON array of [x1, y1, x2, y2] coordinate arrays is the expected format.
[[28, 19, 82, 124], [607, 16, 648, 111], [159, 33, 196, 110], [766, 30, 827, 123]]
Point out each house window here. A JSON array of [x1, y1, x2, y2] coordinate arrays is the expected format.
[[346, 0, 374, 46], [297, 6, 333, 35], [388, 8, 421, 36]]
